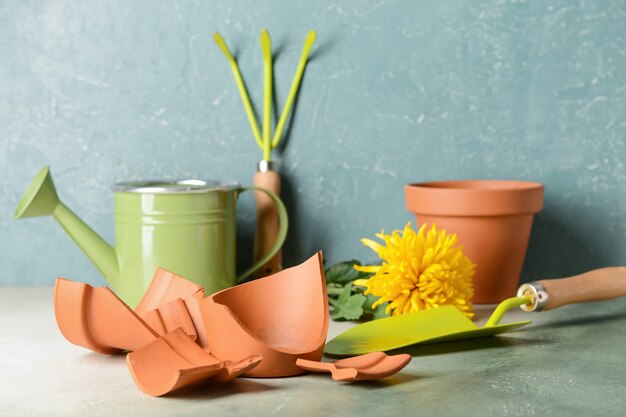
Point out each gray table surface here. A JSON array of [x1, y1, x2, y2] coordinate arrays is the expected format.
[[1, 287, 625, 417]]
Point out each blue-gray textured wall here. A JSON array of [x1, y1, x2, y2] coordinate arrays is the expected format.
[[1, 0, 625, 286]]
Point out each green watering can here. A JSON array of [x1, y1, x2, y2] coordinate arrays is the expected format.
[[15, 166, 288, 307]]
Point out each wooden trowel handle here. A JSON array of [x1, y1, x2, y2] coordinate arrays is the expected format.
[[253, 169, 282, 278], [535, 267, 626, 311]]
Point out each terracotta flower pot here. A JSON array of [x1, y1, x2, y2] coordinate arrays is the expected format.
[[405, 180, 544, 303]]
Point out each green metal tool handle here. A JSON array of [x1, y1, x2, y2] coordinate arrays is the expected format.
[[236, 186, 288, 283]]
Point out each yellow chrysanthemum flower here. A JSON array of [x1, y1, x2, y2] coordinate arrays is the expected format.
[[354, 222, 476, 318]]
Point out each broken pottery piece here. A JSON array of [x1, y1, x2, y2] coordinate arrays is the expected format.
[[139, 298, 198, 341], [54, 268, 210, 354], [134, 267, 205, 315], [295, 352, 412, 382], [181, 291, 209, 349], [135, 268, 207, 348], [127, 328, 262, 396], [201, 251, 329, 377], [136, 268, 208, 347], [54, 278, 159, 354]]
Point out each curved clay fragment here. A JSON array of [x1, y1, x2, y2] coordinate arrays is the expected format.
[[127, 328, 262, 396], [135, 267, 205, 314], [136, 268, 208, 347], [140, 298, 198, 341], [54, 268, 209, 354], [201, 251, 329, 377], [295, 352, 412, 382], [180, 291, 209, 348], [54, 278, 159, 354]]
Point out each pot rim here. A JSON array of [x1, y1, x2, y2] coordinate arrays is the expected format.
[[405, 179, 544, 216], [113, 179, 240, 194], [408, 179, 543, 191]]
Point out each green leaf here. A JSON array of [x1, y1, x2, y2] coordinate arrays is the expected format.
[[329, 283, 366, 320], [325, 260, 374, 285], [362, 294, 390, 320]]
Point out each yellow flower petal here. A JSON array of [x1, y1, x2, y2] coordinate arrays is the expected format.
[[360, 238, 384, 255], [352, 278, 370, 287], [353, 265, 381, 273]]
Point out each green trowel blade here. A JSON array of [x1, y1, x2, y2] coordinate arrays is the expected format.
[[324, 305, 531, 356]]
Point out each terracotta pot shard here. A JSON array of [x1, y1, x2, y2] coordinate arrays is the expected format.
[[134, 267, 205, 315], [127, 328, 262, 396], [201, 251, 329, 377], [139, 298, 198, 341], [136, 267, 209, 347], [54, 267, 208, 354], [54, 278, 159, 354]]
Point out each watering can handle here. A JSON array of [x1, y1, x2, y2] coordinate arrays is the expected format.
[[518, 267, 626, 312], [236, 186, 288, 283]]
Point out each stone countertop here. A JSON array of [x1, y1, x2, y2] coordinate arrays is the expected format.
[[1, 287, 625, 417]]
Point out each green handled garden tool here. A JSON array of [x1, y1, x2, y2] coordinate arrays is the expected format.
[[325, 267, 626, 356], [214, 29, 316, 278]]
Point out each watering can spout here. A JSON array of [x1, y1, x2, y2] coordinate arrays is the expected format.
[[15, 166, 120, 288]]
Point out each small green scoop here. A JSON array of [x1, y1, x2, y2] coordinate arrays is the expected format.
[[325, 296, 531, 356], [325, 267, 626, 356]]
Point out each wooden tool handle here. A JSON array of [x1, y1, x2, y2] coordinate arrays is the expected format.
[[253, 170, 282, 278], [538, 267, 626, 310]]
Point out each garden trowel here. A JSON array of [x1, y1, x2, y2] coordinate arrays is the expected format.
[[325, 267, 626, 356]]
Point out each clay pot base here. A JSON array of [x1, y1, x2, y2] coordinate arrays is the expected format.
[[296, 352, 411, 381]]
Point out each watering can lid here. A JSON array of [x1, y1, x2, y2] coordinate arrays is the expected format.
[[113, 179, 240, 194]]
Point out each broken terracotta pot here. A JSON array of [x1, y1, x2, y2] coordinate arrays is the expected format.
[[127, 328, 263, 396], [54, 253, 406, 395], [54, 278, 159, 354], [201, 251, 329, 377], [295, 352, 412, 382]]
